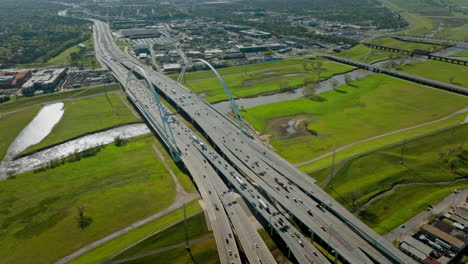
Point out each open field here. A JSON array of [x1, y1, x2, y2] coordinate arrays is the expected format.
[[177, 58, 354, 103], [322, 124, 468, 207], [435, 25, 468, 40], [69, 200, 202, 264], [21, 93, 140, 156], [309, 124, 468, 234], [361, 182, 468, 234], [243, 74, 468, 164], [299, 111, 467, 173], [337, 44, 400, 63], [367, 36, 445, 52], [0, 106, 41, 160], [113, 212, 211, 260], [119, 238, 219, 264], [0, 83, 121, 114], [0, 135, 177, 264], [396, 60, 468, 87]]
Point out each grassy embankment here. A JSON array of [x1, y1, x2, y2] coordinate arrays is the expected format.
[[310, 124, 468, 234], [336, 44, 399, 63], [298, 111, 466, 173], [112, 212, 212, 261], [396, 60, 468, 87], [0, 83, 121, 114], [367, 36, 445, 52], [117, 239, 219, 264], [176, 58, 354, 103], [0, 135, 179, 264], [69, 200, 202, 264], [20, 93, 140, 156], [0, 106, 41, 160], [242, 74, 468, 164], [452, 49, 468, 57]]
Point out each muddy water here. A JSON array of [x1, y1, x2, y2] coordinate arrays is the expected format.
[[213, 69, 371, 113], [0, 124, 150, 179], [3, 103, 65, 162]]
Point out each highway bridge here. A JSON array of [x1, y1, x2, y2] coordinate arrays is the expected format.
[[320, 54, 468, 95], [92, 19, 417, 264]]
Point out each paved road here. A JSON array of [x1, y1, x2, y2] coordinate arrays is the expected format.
[[295, 107, 468, 169], [385, 189, 468, 243]]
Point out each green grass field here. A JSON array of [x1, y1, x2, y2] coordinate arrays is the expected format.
[[178, 58, 354, 103], [452, 49, 468, 57], [0, 106, 41, 160], [21, 93, 140, 156], [299, 112, 466, 173], [368, 37, 444, 52], [396, 60, 468, 87], [0, 135, 177, 264], [0, 83, 121, 114], [337, 44, 399, 63], [113, 212, 211, 260], [309, 124, 468, 234], [69, 200, 202, 264], [243, 74, 468, 164], [322, 124, 467, 207], [361, 182, 468, 234], [119, 239, 219, 264]]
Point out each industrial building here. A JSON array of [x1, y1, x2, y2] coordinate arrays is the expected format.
[[0, 70, 32, 89], [121, 28, 161, 39], [63, 69, 112, 88], [21, 68, 67, 95], [224, 24, 250, 32], [239, 29, 271, 39], [420, 220, 467, 253]]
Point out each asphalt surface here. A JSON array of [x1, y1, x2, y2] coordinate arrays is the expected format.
[[91, 18, 417, 264]]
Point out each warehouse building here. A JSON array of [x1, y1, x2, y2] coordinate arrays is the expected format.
[[239, 29, 271, 39], [121, 28, 161, 39]]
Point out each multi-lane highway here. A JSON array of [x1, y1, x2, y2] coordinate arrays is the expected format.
[[92, 18, 417, 264]]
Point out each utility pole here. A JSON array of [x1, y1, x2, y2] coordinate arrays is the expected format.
[[400, 139, 406, 164]]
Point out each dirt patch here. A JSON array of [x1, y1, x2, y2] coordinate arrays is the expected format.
[[199, 92, 208, 98], [267, 116, 315, 139]]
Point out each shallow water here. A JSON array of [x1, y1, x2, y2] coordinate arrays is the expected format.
[[0, 123, 150, 179], [3, 103, 64, 162]]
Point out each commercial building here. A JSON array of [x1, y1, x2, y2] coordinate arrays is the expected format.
[[0, 70, 32, 89], [134, 44, 150, 56], [163, 63, 182, 72], [21, 68, 67, 95], [239, 29, 271, 39], [121, 28, 161, 39]]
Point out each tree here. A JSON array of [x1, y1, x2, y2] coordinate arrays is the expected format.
[[77, 206, 93, 229], [302, 76, 318, 97], [330, 79, 340, 90], [344, 75, 353, 86], [279, 79, 289, 91], [347, 190, 362, 210]]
